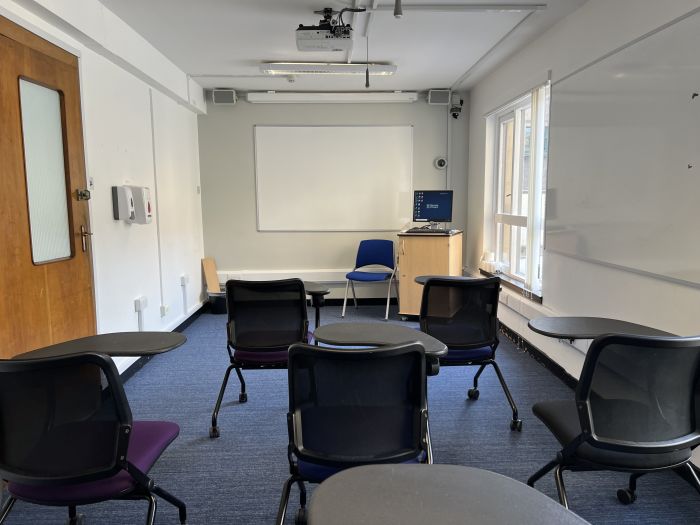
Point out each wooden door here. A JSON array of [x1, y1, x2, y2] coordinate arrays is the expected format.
[[0, 17, 96, 358]]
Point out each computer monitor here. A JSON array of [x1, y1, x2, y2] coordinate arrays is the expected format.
[[413, 190, 453, 222]]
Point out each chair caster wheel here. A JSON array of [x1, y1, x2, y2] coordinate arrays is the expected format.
[[209, 426, 220, 439], [617, 488, 636, 505], [239, 392, 248, 403], [510, 419, 523, 432], [66, 514, 85, 525], [295, 507, 307, 524], [467, 388, 480, 400]]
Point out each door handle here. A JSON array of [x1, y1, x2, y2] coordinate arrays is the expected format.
[[80, 225, 93, 252]]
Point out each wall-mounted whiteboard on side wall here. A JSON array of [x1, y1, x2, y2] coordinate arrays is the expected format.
[[546, 10, 700, 287], [254, 125, 413, 231]]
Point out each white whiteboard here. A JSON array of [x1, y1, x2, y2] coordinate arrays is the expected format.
[[254, 125, 413, 231], [546, 11, 700, 286]]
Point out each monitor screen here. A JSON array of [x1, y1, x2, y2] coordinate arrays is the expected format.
[[413, 190, 453, 222]]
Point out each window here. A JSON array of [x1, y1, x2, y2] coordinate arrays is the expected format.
[[483, 83, 550, 295]]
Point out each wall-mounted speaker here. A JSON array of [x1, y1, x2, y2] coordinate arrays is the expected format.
[[212, 89, 237, 105], [428, 89, 450, 105]]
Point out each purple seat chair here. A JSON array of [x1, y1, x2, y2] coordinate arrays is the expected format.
[[209, 278, 309, 438], [0, 353, 186, 525], [276, 342, 432, 525], [419, 276, 522, 431]]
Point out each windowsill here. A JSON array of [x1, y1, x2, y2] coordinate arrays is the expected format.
[[478, 268, 543, 304]]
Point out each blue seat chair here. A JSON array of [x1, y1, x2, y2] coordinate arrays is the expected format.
[[0, 353, 186, 525], [276, 342, 431, 524], [209, 278, 309, 438], [342, 239, 397, 320], [419, 276, 522, 431], [528, 334, 700, 508]]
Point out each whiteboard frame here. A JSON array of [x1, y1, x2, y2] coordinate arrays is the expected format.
[[253, 124, 414, 232]]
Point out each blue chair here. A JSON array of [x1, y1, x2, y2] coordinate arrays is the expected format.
[[419, 276, 522, 431], [0, 353, 187, 525], [276, 342, 431, 524], [342, 239, 397, 320]]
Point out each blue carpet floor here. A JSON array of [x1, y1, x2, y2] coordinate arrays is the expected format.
[[5, 306, 700, 524]]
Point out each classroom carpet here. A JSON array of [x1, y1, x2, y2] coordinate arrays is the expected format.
[[4, 305, 700, 524]]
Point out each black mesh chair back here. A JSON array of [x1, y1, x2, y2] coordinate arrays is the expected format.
[[288, 342, 427, 466], [576, 334, 700, 453], [419, 277, 500, 349], [226, 278, 308, 351], [0, 353, 131, 486]]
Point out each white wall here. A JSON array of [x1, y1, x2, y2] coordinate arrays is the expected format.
[[0, 0, 206, 372], [198, 97, 469, 298], [466, 0, 700, 378]]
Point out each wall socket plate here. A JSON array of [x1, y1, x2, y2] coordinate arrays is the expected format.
[[160, 305, 169, 317]]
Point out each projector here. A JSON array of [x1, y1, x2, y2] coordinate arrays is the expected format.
[[296, 24, 353, 52]]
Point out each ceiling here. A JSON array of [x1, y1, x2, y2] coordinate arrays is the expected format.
[[98, 0, 587, 92]]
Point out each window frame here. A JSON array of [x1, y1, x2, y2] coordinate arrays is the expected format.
[[483, 83, 550, 296]]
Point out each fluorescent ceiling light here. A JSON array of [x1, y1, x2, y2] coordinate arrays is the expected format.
[[246, 91, 418, 104], [370, 3, 546, 13], [260, 63, 397, 76]]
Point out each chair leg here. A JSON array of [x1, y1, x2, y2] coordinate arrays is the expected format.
[[350, 281, 358, 309], [210, 363, 236, 438], [489, 361, 521, 431], [234, 366, 247, 403], [297, 479, 307, 508], [145, 493, 158, 525], [527, 457, 558, 487], [0, 497, 16, 525], [152, 485, 187, 524], [425, 418, 434, 464], [685, 463, 700, 494], [616, 472, 644, 504], [468, 364, 487, 399], [553, 464, 569, 509], [276, 476, 295, 525], [384, 277, 392, 321], [66, 505, 85, 525], [341, 280, 349, 318]]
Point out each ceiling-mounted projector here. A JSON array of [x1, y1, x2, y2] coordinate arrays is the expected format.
[[296, 7, 364, 52]]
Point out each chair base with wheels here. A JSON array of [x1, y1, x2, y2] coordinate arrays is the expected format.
[[209, 350, 289, 438], [442, 347, 522, 432]]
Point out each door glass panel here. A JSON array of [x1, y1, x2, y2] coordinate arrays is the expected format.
[[19, 79, 72, 264]]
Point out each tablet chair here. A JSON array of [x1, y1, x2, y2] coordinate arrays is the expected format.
[[276, 342, 431, 524], [419, 276, 521, 431], [0, 353, 186, 525], [342, 239, 397, 320], [209, 278, 309, 438], [528, 334, 700, 508]]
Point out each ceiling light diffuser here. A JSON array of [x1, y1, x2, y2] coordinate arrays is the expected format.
[[260, 63, 397, 76]]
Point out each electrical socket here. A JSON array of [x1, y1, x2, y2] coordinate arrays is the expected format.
[[180, 274, 189, 286], [160, 305, 169, 317]]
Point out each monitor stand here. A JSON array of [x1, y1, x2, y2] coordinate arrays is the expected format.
[[428, 222, 445, 230]]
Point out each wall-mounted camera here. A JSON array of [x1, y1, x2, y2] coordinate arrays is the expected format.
[[450, 93, 464, 119], [434, 157, 447, 170]]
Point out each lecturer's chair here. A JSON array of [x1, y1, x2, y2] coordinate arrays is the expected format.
[[209, 278, 309, 438], [528, 334, 700, 508], [420, 276, 521, 431], [276, 342, 431, 524], [342, 239, 397, 320], [0, 353, 186, 525]]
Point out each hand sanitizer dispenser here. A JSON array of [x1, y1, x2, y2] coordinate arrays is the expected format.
[[112, 186, 135, 223], [129, 186, 153, 224]]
